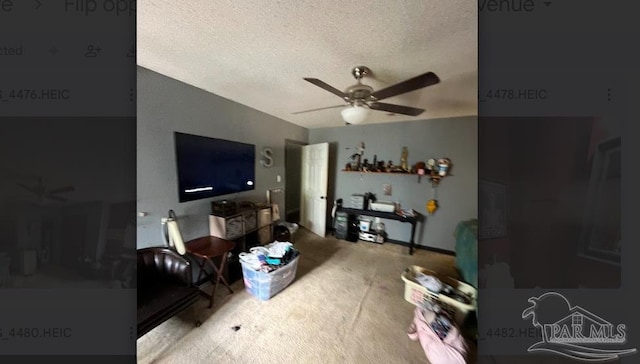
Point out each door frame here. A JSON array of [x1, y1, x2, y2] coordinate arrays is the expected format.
[[284, 139, 307, 224], [300, 142, 329, 237]]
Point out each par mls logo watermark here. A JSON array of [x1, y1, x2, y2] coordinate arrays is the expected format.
[[522, 292, 637, 361]]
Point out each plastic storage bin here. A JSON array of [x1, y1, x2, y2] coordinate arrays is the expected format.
[[241, 255, 300, 301], [401, 265, 477, 325], [279, 222, 299, 236]]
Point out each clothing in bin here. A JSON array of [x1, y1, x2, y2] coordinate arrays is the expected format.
[[239, 241, 299, 273], [239, 241, 300, 301]]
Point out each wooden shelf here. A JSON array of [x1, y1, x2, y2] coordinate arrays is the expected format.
[[341, 170, 418, 175], [341, 169, 452, 186]]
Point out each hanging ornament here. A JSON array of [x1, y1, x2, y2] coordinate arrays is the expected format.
[[426, 185, 439, 214], [427, 199, 438, 214]]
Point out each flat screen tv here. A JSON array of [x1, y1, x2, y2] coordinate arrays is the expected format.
[[174, 132, 255, 202]]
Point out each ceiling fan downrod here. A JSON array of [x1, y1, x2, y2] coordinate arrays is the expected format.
[[351, 66, 370, 80]]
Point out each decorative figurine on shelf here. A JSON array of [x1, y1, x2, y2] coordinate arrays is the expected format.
[[357, 142, 365, 154], [400, 146, 409, 172], [413, 161, 426, 181], [348, 142, 366, 170], [427, 158, 437, 173], [424, 157, 453, 186], [437, 158, 451, 176], [362, 159, 370, 172], [355, 142, 365, 170], [349, 154, 359, 170]]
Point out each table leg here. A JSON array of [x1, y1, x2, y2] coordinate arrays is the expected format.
[[215, 253, 233, 294], [203, 256, 234, 309], [193, 258, 214, 304], [409, 222, 417, 255], [196, 260, 205, 283]]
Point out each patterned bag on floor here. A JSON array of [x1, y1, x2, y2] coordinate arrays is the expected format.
[[407, 306, 469, 364]]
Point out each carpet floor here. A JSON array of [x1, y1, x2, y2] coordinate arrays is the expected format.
[[137, 228, 476, 363]]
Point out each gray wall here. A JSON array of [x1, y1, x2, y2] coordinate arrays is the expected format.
[[309, 116, 477, 252], [137, 67, 308, 248]]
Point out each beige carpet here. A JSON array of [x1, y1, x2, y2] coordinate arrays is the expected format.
[[137, 228, 475, 363]]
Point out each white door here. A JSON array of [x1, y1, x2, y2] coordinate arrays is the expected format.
[[300, 142, 329, 237]]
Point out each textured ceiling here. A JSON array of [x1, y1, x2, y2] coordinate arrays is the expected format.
[[138, 0, 477, 128]]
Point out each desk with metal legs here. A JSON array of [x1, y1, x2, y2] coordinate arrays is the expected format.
[[338, 208, 420, 255], [185, 236, 235, 308]]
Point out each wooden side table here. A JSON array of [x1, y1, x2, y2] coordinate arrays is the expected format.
[[184, 236, 235, 308]]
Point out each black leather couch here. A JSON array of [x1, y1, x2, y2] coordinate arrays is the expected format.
[[137, 247, 201, 338]]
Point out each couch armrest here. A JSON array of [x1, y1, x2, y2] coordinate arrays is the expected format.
[[137, 247, 192, 287]]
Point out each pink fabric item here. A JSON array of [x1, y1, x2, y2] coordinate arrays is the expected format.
[[407, 307, 468, 364]]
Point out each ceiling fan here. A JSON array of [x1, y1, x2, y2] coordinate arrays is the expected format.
[[293, 66, 440, 125], [17, 177, 75, 203]]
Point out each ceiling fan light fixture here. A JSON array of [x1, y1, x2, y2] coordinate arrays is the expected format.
[[341, 105, 370, 125]]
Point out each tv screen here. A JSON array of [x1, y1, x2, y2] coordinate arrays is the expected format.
[[174, 132, 255, 202]]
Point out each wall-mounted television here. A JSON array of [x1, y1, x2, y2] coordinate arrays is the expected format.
[[174, 132, 255, 202]]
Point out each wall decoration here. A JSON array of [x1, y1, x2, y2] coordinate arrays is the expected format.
[[260, 147, 274, 167], [426, 199, 438, 214], [479, 180, 507, 239]]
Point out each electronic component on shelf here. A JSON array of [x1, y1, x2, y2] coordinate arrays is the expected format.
[[211, 200, 237, 215], [349, 194, 366, 209], [358, 218, 372, 232], [358, 231, 378, 243], [370, 201, 396, 212]]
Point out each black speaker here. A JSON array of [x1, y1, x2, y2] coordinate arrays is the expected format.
[[273, 225, 291, 242], [226, 261, 243, 285], [346, 214, 359, 242]]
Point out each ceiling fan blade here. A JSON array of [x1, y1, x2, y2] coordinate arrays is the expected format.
[[47, 185, 75, 194], [303, 78, 349, 100], [17, 183, 38, 194], [292, 104, 346, 115], [45, 194, 68, 202], [370, 72, 440, 101], [369, 102, 425, 116]]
